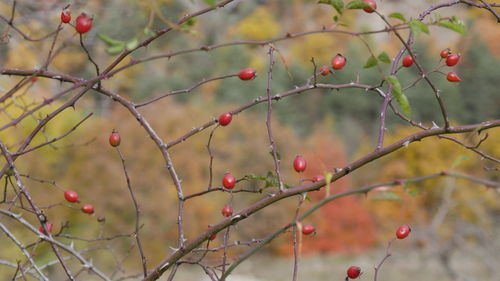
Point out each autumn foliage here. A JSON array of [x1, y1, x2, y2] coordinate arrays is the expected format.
[[0, 1, 499, 281]]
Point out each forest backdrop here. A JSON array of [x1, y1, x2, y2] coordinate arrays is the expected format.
[[0, 0, 499, 280]]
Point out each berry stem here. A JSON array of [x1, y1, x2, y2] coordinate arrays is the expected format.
[[79, 35, 102, 89]]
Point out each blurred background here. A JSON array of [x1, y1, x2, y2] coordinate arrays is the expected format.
[[0, 0, 499, 280]]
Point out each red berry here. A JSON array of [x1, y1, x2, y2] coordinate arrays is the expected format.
[[347, 266, 362, 279], [293, 155, 307, 173], [312, 174, 325, 183], [218, 112, 232, 126], [75, 13, 93, 34], [302, 224, 315, 235], [396, 224, 411, 239], [445, 53, 461, 66], [61, 10, 71, 23], [402, 55, 414, 67], [31, 76, 39, 82], [109, 131, 121, 147], [63, 190, 79, 203], [208, 226, 217, 241], [209, 233, 217, 241], [447, 72, 461, 82], [222, 173, 236, 189], [362, 0, 377, 13], [81, 204, 94, 214], [39, 223, 53, 235], [237, 68, 256, 80], [440, 48, 451, 58], [331, 54, 347, 70], [319, 66, 331, 76], [221, 205, 233, 217]]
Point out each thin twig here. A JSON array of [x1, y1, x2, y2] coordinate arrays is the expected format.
[[221, 226, 231, 276], [135, 74, 236, 107], [291, 194, 305, 281], [116, 148, 148, 277], [374, 239, 395, 281], [13, 113, 93, 156], [0, 209, 111, 281], [0, 143, 75, 280], [264, 47, 284, 193], [439, 135, 500, 164], [0, 15, 62, 42], [0, 223, 48, 281], [206, 127, 217, 190]]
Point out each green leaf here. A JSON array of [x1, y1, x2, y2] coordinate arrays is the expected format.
[[386, 75, 412, 116], [243, 174, 267, 181], [143, 28, 156, 37], [322, 0, 344, 14], [409, 20, 429, 36], [106, 45, 125, 55], [398, 94, 412, 117], [266, 171, 274, 178], [386, 75, 401, 93], [264, 180, 273, 188], [346, 0, 372, 10], [263, 171, 279, 188], [389, 12, 406, 22], [125, 38, 139, 51], [407, 187, 421, 196], [372, 191, 401, 201], [401, 182, 420, 196], [204, 0, 216, 7], [269, 151, 281, 161], [333, 0, 345, 14], [451, 155, 471, 168], [364, 55, 378, 68], [97, 33, 124, 47], [438, 18, 465, 35], [377, 52, 391, 64], [183, 17, 197, 27]]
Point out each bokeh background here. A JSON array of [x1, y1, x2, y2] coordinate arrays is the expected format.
[[0, 0, 499, 280]]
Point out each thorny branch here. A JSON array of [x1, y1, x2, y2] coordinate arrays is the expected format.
[[0, 1, 498, 281]]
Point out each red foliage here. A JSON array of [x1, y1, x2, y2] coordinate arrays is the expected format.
[[280, 129, 377, 254]]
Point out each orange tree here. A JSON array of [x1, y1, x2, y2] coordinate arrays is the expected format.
[[0, 0, 499, 280]]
